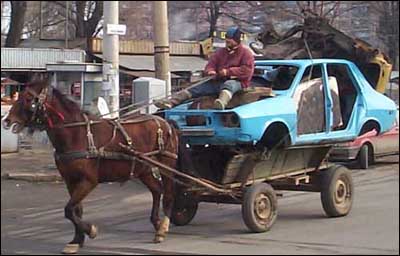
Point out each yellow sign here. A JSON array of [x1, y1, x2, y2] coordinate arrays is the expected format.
[[213, 31, 248, 41]]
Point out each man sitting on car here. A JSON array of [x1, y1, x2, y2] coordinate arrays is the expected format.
[[155, 27, 255, 110]]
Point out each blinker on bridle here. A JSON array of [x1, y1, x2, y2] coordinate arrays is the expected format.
[[24, 87, 65, 129]]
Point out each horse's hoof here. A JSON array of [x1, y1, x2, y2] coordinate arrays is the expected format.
[[153, 234, 165, 243], [89, 225, 98, 239], [160, 217, 170, 233], [62, 244, 80, 254]]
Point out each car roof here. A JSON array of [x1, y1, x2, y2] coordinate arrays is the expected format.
[[254, 59, 355, 66]]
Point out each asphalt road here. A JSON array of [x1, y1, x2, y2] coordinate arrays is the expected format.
[[1, 156, 399, 255]]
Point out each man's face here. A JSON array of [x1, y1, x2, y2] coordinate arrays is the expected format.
[[225, 38, 238, 49]]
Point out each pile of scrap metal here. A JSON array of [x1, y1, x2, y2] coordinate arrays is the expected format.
[[250, 15, 392, 94]]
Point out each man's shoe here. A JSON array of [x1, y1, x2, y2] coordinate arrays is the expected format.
[[213, 90, 232, 110], [154, 90, 192, 109]]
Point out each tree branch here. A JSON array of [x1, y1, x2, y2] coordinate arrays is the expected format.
[[20, 19, 66, 35]]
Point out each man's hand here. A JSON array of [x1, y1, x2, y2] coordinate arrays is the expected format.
[[218, 69, 228, 77]]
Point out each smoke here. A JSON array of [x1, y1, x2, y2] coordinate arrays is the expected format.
[[169, 10, 197, 41]]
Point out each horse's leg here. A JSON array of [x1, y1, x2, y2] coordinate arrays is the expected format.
[[65, 182, 85, 247], [139, 171, 162, 232], [62, 179, 97, 254], [155, 174, 175, 243]]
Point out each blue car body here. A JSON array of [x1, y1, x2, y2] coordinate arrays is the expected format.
[[165, 59, 397, 146]]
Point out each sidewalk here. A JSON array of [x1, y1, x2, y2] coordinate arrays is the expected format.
[[1, 140, 62, 183]]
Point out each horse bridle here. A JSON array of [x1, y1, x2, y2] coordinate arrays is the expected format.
[[24, 86, 64, 129]]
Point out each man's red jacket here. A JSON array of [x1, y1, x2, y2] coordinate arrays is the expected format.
[[204, 44, 255, 88]]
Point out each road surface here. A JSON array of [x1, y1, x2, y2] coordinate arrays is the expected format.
[[1, 156, 399, 255]]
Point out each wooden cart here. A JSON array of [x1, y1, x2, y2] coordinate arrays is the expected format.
[[168, 144, 354, 232]]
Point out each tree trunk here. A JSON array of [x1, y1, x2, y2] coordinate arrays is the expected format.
[[75, 1, 86, 38], [208, 1, 219, 37], [85, 1, 103, 38], [74, 1, 103, 50], [5, 1, 27, 47]]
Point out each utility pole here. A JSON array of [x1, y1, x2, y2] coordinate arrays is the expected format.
[[39, 1, 43, 39], [102, 1, 120, 119], [153, 1, 171, 96], [65, 1, 68, 48]]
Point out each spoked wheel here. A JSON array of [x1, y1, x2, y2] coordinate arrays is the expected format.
[[170, 191, 198, 226], [242, 182, 278, 233], [320, 165, 354, 217]]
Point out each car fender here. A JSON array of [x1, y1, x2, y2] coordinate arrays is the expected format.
[[358, 117, 382, 135], [234, 97, 297, 143], [261, 118, 295, 144], [349, 129, 377, 148]]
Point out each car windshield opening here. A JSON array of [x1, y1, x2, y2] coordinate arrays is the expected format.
[[253, 65, 298, 90]]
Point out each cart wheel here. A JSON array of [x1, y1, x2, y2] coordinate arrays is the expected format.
[[320, 165, 354, 217], [242, 182, 277, 233], [170, 192, 198, 226]]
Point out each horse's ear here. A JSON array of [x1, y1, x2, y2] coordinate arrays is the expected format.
[[28, 72, 48, 87], [30, 73, 49, 84]]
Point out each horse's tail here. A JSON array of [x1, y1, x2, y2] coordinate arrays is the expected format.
[[166, 119, 182, 170], [166, 119, 180, 152]]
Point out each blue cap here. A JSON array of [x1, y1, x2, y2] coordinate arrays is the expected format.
[[226, 27, 242, 43]]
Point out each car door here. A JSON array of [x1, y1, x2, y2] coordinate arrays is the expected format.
[[295, 62, 363, 145], [294, 64, 330, 144], [323, 63, 364, 142]]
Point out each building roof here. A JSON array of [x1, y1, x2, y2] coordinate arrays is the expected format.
[[17, 38, 87, 49], [120, 69, 180, 79], [94, 54, 207, 73], [1, 48, 86, 71]]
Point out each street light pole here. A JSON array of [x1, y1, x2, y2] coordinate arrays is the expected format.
[[103, 1, 119, 119], [153, 1, 171, 96]]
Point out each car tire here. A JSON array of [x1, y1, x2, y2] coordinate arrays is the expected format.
[[242, 182, 278, 233], [357, 144, 370, 170], [320, 165, 354, 217]]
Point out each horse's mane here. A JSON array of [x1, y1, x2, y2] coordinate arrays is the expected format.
[[52, 89, 81, 112], [51, 88, 100, 120]]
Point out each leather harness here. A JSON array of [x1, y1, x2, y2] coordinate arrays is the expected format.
[[25, 87, 178, 178]]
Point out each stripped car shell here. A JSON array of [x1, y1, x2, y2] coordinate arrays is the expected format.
[[165, 59, 397, 147]]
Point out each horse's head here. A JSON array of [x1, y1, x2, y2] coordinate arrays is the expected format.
[[2, 81, 49, 133]]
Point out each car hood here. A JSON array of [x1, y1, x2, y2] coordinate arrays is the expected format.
[[232, 95, 296, 119]]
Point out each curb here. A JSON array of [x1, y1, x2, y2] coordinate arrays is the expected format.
[[2, 172, 63, 182]]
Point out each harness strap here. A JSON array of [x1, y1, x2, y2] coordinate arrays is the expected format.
[[110, 119, 133, 147], [63, 120, 103, 127], [153, 118, 165, 152], [83, 113, 98, 153], [54, 150, 136, 161]]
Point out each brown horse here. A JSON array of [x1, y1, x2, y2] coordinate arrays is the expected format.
[[2, 81, 179, 254]]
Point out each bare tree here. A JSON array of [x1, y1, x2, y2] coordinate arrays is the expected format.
[[48, 1, 103, 45], [5, 1, 27, 47], [3, 1, 103, 49], [72, 1, 103, 38], [169, 1, 266, 40], [371, 1, 399, 69]]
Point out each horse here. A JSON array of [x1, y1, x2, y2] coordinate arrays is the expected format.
[[2, 81, 179, 254]]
